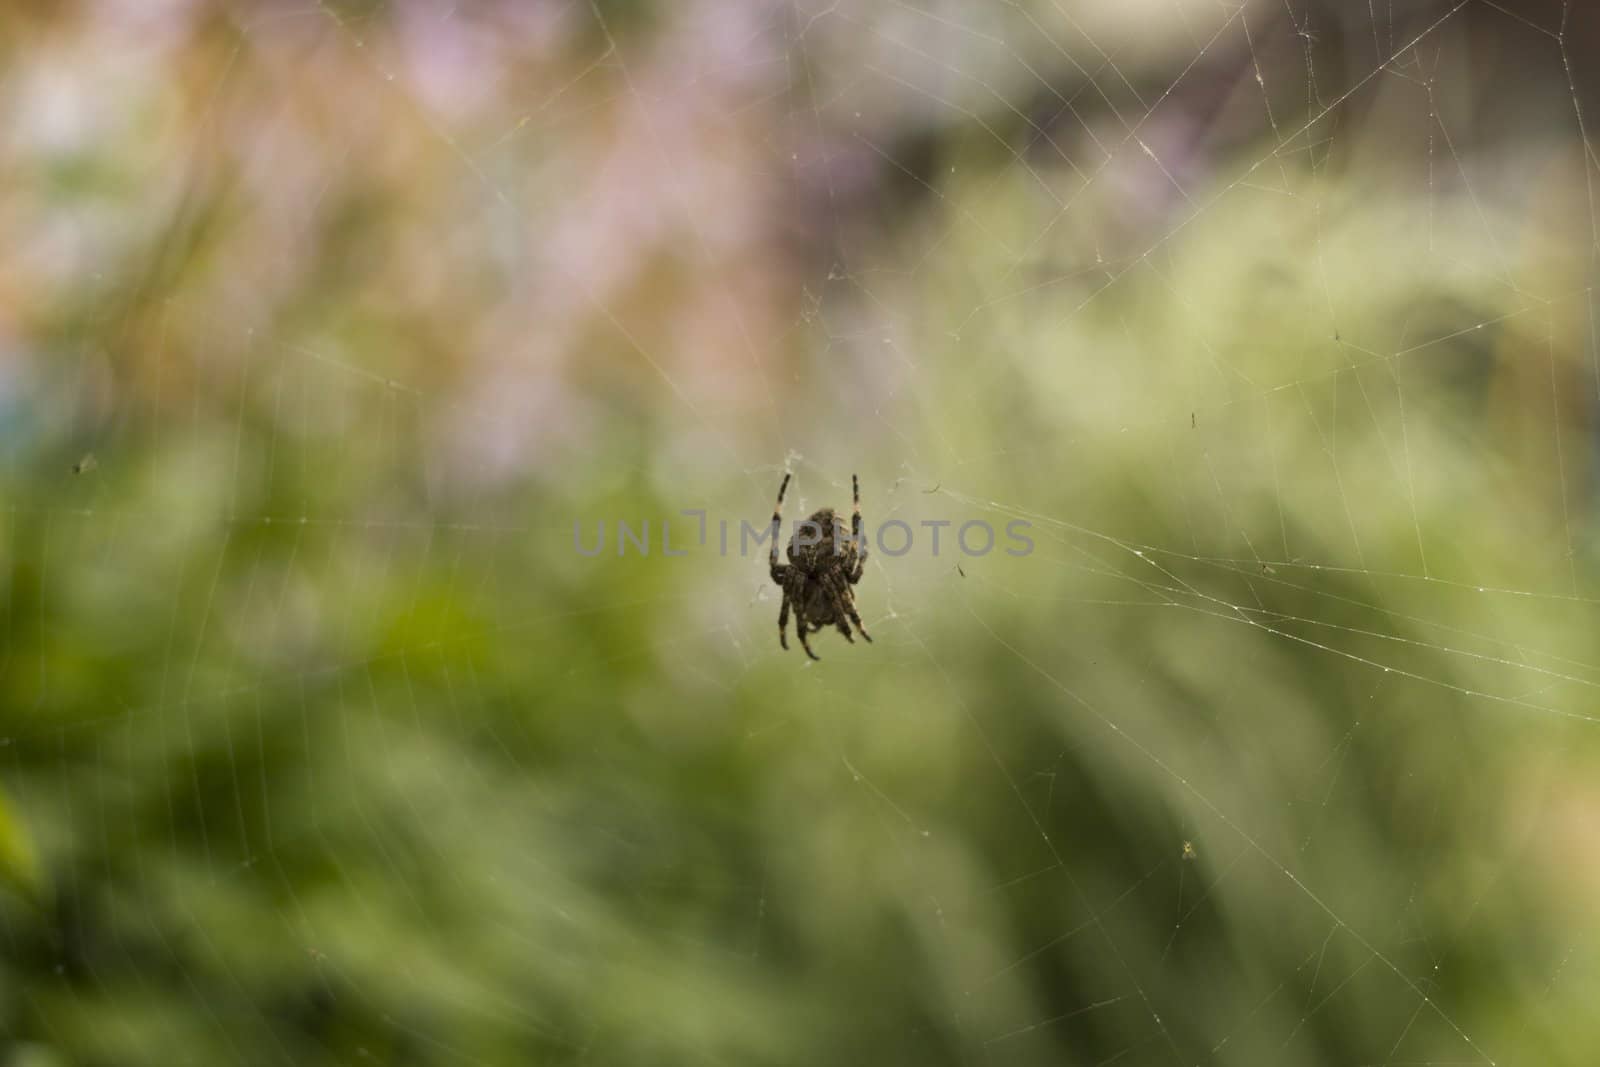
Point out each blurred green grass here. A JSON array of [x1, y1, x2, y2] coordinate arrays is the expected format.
[[4, 2, 1600, 1065]]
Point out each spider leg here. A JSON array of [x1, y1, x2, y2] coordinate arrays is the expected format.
[[825, 575, 876, 643], [790, 598, 819, 662], [778, 591, 790, 651], [823, 574, 873, 644], [769, 473, 791, 581], [842, 598, 872, 642], [786, 573, 820, 660], [849, 474, 868, 583], [835, 616, 855, 643]]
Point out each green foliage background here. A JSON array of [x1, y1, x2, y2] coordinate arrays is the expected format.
[[3, 2, 1600, 1064]]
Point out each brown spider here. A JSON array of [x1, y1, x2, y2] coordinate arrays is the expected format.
[[768, 473, 872, 660]]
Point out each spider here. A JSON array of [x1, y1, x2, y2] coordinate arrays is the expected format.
[[768, 473, 872, 660]]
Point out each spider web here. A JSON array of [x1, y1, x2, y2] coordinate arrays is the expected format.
[[3, 0, 1600, 1064]]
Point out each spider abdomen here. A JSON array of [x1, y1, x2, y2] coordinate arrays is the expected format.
[[802, 585, 839, 623]]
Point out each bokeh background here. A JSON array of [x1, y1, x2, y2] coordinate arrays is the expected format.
[[4, 0, 1600, 1063]]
